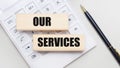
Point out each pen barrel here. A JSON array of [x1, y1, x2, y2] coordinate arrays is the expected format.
[[84, 11, 120, 65], [109, 46, 120, 65], [85, 12, 111, 46]]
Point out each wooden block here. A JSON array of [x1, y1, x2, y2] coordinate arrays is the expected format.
[[33, 34, 84, 51], [16, 14, 68, 31]]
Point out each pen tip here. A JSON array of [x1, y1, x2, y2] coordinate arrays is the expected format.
[[116, 49, 120, 56], [80, 5, 87, 12]]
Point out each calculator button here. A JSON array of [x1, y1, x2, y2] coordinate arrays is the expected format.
[[10, 27, 22, 37], [25, 2, 37, 13], [17, 34, 31, 46], [15, 9, 25, 14], [41, 4, 54, 13], [54, 0, 65, 8], [32, 31, 34, 34], [25, 31, 33, 36], [59, 6, 71, 14], [36, 0, 47, 7], [37, 0, 48, 6], [69, 24, 83, 34], [22, 43, 33, 54], [34, 10, 40, 14], [4, 16, 15, 29], [53, 11, 57, 14], [24, 31, 34, 40], [68, 15, 76, 25], [39, 0, 46, 4], [38, 52, 48, 55], [28, 52, 41, 61]]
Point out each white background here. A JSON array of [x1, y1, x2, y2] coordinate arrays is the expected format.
[[0, 0, 120, 68]]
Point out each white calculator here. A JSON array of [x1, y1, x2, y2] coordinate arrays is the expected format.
[[0, 0, 96, 68]]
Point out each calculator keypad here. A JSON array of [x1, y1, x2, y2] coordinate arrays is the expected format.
[[0, 0, 85, 63]]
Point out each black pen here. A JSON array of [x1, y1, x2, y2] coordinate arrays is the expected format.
[[80, 5, 120, 65]]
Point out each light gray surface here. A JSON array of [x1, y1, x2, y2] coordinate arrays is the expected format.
[[0, 0, 120, 68]]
